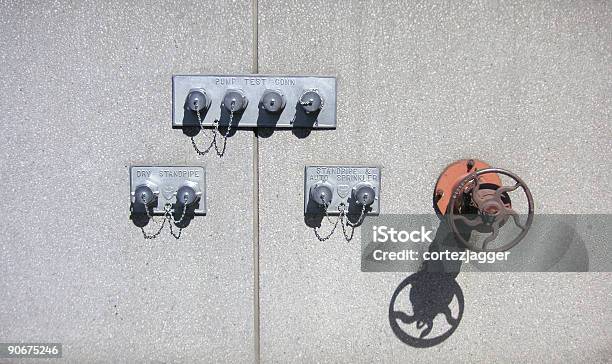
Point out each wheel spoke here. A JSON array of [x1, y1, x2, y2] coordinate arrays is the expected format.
[[506, 208, 526, 231], [482, 220, 500, 250], [453, 214, 483, 227], [495, 182, 520, 198]]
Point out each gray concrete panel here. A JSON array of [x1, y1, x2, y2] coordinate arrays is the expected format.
[[257, 1, 611, 362], [0, 1, 254, 362]]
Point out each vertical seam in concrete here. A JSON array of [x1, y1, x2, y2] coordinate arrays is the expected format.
[[251, 0, 260, 363]]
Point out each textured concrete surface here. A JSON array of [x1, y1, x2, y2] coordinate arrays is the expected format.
[[0, 1, 254, 362], [1, 0, 611, 363], [258, 0, 611, 362]]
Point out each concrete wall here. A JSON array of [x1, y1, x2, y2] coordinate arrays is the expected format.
[[1, 0, 610, 363], [0, 1, 255, 362], [257, 1, 611, 362]]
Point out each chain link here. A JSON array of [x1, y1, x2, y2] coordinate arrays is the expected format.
[[140, 213, 168, 240], [339, 202, 367, 241], [337, 204, 355, 241], [313, 201, 342, 242], [190, 103, 234, 157], [138, 192, 167, 239], [137, 196, 192, 240], [190, 106, 218, 155], [339, 218, 355, 241], [344, 203, 367, 228], [168, 219, 183, 239], [312, 201, 368, 242], [196, 108, 208, 137], [166, 200, 188, 226], [141, 192, 159, 224], [140, 219, 167, 239]]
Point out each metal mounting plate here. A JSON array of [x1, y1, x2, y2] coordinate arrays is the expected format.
[[304, 166, 381, 215], [130, 166, 206, 216], [172, 75, 337, 129]]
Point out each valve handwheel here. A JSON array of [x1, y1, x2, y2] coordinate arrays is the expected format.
[[446, 167, 534, 252]]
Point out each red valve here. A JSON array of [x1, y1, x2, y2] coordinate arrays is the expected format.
[[433, 159, 534, 252]]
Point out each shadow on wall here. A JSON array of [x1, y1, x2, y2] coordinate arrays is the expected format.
[[130, 201, 196, 229], [388, 221, 465, 348], [256, 103, 321, 139], [304, 198, 373, 229], [130, 200, 197, 240], [388, 216, 590, 348], [181, 102, 241, 138]]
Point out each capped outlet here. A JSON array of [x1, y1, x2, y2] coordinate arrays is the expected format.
[[185, 88, 211, 112], [223, 89, 248, 113]]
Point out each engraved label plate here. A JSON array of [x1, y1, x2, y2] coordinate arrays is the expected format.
[[130, 166, 206, 215], [304, 166, 381, 215], [172, 75, 337, 129]]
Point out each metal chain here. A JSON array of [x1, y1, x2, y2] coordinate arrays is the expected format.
[[137, 193, 193, 239], [165, 202, 188, 226], [213, 103, 234, 157], [344, 203, 367, 228], [312, 200, 368, 242], [339, 221, 355, 241], [224, 102, 236, 138], [339, 203, 367, 242], [335, 204, 351, 241], [141, 192, 159, 224], [196, 108, 208, 137], [190, 134, 217, 155], [190, 102, 235, 157], [190, 107, 218, 156], [320, 194, 336, 225], [313, 201, 343, 242], [339, 215, 356, 242], [142, 202, 188, 240], [138, 192, 168, 239], [168, 219, 183, 239], [140, 214, 168, 239]]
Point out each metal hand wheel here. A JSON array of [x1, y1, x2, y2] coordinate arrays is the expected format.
[[447, 168, 534, 252]]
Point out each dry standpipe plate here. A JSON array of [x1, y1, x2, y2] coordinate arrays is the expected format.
[[304, 166, 381, 215], [130, 166, 206, 215], [173, 75, 337, 129]]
